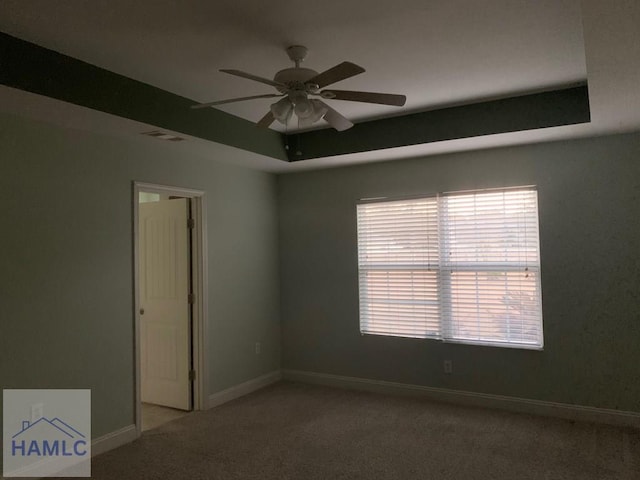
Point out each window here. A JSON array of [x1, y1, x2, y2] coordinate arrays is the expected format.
[[357, 187, 543, 349]]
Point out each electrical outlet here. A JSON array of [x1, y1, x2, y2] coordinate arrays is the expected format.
[[255, 342, 261, 355], [443, 360, 453, 374], [31, 403, 44, 422]]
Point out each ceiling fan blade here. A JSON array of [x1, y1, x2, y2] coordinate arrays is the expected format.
[[191, 94, 283, 109], [220, 69, 286, 89], [318, 101, 354, 131], [321, 90, 406, 107], [306, 62, 365, 89], [256, 111, 276, 128]]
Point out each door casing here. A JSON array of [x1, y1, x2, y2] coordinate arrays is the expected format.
[[133, 182, 208, 436]]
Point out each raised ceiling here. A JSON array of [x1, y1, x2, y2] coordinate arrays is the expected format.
[[1, 0, 639, 172]]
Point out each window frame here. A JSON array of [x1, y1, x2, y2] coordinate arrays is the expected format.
[[357, 186, 544, 350]]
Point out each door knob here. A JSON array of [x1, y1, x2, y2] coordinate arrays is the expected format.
[[139, 308, 145, 315]]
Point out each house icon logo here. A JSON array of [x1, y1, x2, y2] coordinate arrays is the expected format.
[[3, 389, 91, 477], [11, 417, 88, 458]]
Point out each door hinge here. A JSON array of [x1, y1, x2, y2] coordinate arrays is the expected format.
[[188, 293, 195, 304], [189, 370, 196, 381], [187, 218, 195, 229]]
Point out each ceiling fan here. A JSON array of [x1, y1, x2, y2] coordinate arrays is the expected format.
[[191, 45, 406, 131]]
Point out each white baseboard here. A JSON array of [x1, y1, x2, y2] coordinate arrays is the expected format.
[[282, 369, 640, 429], [208, 370, 282, 409], [92, 424, 138, 457], [1, 425, 138, 479], [1, 457, 91, 479]]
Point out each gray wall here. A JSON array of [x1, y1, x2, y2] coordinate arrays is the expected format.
[[278, 132, 640, 413], [0, 112, 281, 438]]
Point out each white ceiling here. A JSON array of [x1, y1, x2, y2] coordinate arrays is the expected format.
[[1, 0, 639, 172]]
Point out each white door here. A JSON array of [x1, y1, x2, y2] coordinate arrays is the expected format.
[[139, 198, 191, 410]]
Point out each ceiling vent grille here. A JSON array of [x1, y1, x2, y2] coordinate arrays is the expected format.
[[141, 130, 185, 142]]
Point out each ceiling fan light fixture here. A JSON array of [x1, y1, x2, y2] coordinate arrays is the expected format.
[[294, 98, 314, 119], [310, 100, 328, 122], [270, 97, 293, 124], [298, 100, 329, 129], [288, 91, 313, 119]]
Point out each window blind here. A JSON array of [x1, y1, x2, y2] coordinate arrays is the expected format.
[[357, 197, 441, 338], [439, 189, 543, 347], [357, 187, 543, 349]]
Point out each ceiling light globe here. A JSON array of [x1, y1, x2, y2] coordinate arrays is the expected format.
[[294, 99, 314, 119], [310, 100, 328, 122], [270, 97, 293, 124]]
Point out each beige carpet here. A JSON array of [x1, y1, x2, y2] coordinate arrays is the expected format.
[[87, 382, 639, 479]]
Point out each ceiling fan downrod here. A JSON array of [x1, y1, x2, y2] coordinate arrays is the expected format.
[[286, 45, 308, 68]]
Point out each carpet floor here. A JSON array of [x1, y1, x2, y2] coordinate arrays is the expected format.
[[87, 381, 639, 479]]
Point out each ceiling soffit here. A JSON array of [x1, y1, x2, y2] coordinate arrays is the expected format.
[[0, 32, 590, 163]]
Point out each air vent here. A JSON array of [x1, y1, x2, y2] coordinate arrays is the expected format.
[[141, 130, 185, 142]]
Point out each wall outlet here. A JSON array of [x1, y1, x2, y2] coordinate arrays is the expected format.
[[255, 342, 261, 355], [31, 403, 44, 422], [443, 360, 453, 374]]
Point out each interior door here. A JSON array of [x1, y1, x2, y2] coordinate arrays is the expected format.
[[139, 198, 191, 410]]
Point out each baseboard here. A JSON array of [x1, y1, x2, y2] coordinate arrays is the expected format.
[[92, 424, 138, 457], [1, 425, 138, 479], [208, 370, 282, 409], [282, 369, 640, 429]]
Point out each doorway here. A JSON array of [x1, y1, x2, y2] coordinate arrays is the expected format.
[[133, 183, 208, 434]]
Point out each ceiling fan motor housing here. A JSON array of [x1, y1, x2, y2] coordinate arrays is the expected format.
[[273, 68, 319, 93]]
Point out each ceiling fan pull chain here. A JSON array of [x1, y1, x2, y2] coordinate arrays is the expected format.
[[284, 118, 290, 150]]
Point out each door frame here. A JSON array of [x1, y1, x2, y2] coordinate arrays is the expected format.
[[132, 181, 209, 436]]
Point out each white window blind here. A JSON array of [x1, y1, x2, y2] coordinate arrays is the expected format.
[[357, 197, 441, 338], [357, 187, 543, 349]]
